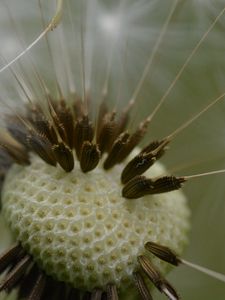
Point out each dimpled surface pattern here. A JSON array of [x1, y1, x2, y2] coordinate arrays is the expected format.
[[2, 154, 190, 291]]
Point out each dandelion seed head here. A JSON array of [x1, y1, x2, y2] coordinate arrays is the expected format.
[[0, 0, 225, 299], [2, 153, 189, 291]]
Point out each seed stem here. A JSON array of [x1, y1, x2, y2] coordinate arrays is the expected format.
[[148, 5, 225, 122], [167, 91, 225, 141], [184, 169, 225, 180], [181, 259, 225, 283], [130, 0, 179, 105], [0, 0, 64, 74]]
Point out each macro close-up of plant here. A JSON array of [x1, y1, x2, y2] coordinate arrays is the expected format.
[[0, 0, 225, 299]]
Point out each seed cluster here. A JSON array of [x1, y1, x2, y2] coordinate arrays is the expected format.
[[0, 98, 190, 299], [2, 98, 186, 200]]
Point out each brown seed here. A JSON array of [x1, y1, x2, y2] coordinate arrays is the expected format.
[[54, 100, 75, 148], [74, 115, 94, 159], [137, 255, 162, 290], [97, 111, 117, 153], [113, 103, 132, 138], [47, 100, 69, 147], [28, 109, 58, 145], [0, 244, 22, 274], [80, 141, 100, 173], [148, 176, 186, 194], [106, 283, 119, 300], [27, 271, 46, 300], [145, 241, 181, 266], [121, 139, 170, 184], [101, 102, 131, 145], [36, 120, 58, 145], [115, 119, 150, 163], [141, 139, 167, 155], [18, 264, 40, 299], [52, 142, 74, 172], [133, 271, 153, 300], [121, 153, 156, 184], [138, 255, 180, 300], [122, 175, 186, 199], [0, 255, 31, 292], [122, 176, 152, 199], [103, 132, 129, 170]]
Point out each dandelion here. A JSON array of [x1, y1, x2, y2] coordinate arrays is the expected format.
[[0, 0, 225, 299]]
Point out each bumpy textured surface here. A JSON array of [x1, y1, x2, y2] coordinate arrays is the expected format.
[[2, 154, 190, 291]]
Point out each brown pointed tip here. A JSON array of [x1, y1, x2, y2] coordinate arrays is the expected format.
[[145, 242, 181, 266], [52, 143, 74, 172], [80, 141, 100, 173]]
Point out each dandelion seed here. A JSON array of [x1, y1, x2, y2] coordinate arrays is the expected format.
[[0, 1, 225, 300]]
